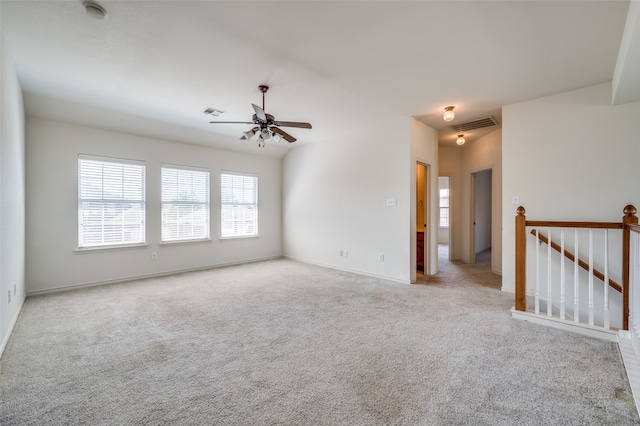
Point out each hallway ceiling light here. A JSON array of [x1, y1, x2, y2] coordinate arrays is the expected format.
[[443, 106, 455, 122], [456, 134, 465, 145]]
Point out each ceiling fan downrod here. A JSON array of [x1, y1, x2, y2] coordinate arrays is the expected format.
[[258, 85, 269, 111]]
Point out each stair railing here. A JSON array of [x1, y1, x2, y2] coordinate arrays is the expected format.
[[515, 205, 637, 332], [626, 217, 640, 350]]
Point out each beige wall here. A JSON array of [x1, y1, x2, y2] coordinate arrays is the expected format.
[[25, 118, 283, 293], [283, 116, 414, 283], [410, 118, 439, 278], [438, 129, 502, 274], [502, 82, 640, 293], [0, 25, 26, 356], [438, 147, 461, 257]]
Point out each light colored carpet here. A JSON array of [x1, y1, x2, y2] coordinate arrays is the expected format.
[[1, 248, 638, 425]]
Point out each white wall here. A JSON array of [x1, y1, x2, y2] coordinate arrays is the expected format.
[[438, 147, 461, 258], [439, 129, 502, 274], [282, 117, 414, 283], [25, 118, 282, 293], [0, 23, 27, 356], [502, 82, 640, 293], [410, 118, 439, 279]]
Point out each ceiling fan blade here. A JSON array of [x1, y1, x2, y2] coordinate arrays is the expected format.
[[252, 104, 267, 122], [210, 121, 254, 124], [273, 121, 312, 129], [271, 126, 297, 143]]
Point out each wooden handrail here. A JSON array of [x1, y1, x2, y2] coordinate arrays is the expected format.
[[526, 221, 622, 229], [515, 205, 638, 330], [530, 229, 622, 293], [515, 206, 526, 311], [622, 205, 638, 330], [627, 223, 640, 234]]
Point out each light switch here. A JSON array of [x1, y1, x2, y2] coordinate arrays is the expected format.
[[386, 198, 397, 206], [511, 196, 520, 205]]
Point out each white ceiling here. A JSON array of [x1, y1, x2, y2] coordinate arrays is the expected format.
[[2, 1, 638, 157]]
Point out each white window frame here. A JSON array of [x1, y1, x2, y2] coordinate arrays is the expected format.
[[220, 171, 258, 238], [439, 188, 450, 228], [161, 164, 210, 242], [78, 154, 146, 249]]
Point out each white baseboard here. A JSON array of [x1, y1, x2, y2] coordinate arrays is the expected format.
[[283, 255, 411, 285], [617, 332, 640, 418], [0, 295, 26, 359], [26, 256, 282, 297], [510, 308, 618, 342]]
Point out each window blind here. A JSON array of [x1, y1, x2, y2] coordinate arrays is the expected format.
[[161, 165, 210, 241], [78, 155, 146, 248], [220, 172, 258, 238]]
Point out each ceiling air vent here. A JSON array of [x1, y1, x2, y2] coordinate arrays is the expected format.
[[449, 116, 498, 132], [202, 107, 225, 117]]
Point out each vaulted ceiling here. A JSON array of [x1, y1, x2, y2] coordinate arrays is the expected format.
[[2, 1, 638, 157]]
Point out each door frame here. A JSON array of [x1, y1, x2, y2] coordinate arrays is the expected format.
[[417, 162, 430, 275], [469, 167, 493, 264], [438, 175, 452, 261]]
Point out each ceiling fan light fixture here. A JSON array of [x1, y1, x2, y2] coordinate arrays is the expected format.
[[456, 134, 465, 146], [443, 106, 455, 122], [241, 129, 256, 140], [273, 134, 283, 143], [260, 128, 271, 140]]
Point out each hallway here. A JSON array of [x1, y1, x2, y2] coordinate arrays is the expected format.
[[417, 244, 500, 290]]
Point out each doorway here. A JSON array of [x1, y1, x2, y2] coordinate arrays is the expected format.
[[438, 176, 451, 261], [470, 169, 492, 265], [416, 162, 430, 274]]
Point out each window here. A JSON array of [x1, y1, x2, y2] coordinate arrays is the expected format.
[[220, 172, 258, 238], [161, 165, 210, 242], [78, 155, 145, 248], [439, 189, 450, 228]]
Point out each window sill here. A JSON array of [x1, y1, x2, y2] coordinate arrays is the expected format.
[[159, 238, 212, 246], [75, 243, 148, 253], [220, 235, 259, 241]]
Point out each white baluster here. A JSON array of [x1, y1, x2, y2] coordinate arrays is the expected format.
[[535, 227, 540, 315], [574, 230, 579, 323], [632, 234, 638, 348], [560, 229, 566, 320], [604, 229, 609, 330], [588, 229, 594, 326], [547, 227, 552, 317]]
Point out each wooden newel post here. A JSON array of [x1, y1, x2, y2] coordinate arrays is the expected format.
[[515, 206, 527, 311], [622, 205, 638, 331]]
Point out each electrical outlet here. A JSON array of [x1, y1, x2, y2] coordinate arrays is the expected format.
[[379, 254, 384, 262], [339, 250, 344, 257], [151, 252, 158, 260], [344, 250, 348, 257]]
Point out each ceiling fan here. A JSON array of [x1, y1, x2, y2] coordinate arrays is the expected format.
[[209, 85, 312, 147]]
